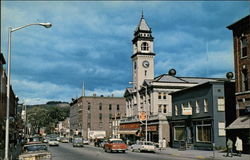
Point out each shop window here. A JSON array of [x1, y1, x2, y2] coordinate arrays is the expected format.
[[240, 37, 248, 58], [174, 126, 185, 141], [204, 99, 208, 112], [196, 124, 211, 142], [217, 97, 225, 111]]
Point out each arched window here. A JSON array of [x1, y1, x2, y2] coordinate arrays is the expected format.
[[141, 42, 149, 51]]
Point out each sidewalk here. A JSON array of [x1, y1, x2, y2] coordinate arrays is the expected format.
[[156, 147, 250, 160]]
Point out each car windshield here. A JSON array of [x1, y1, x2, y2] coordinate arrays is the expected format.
[[144, 142, 154, 145], [111, 140, 124, 144], [28, 137, 42, 142], [49, 138, 57, 141], [24, 145, 47, 152], [74, 138, 83, 142]]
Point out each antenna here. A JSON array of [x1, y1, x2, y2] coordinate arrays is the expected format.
[[141, 9, 144, 18]]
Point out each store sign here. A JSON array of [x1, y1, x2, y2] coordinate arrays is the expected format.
[[182, 107, 192, 115], [120, 123, 140, 130]]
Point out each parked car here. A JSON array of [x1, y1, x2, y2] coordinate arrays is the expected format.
[[72, 137, 84, 147], [27, 136, 43, 144], [60, 137, 69, 143], [131, 141, 156, 152], [100, 139, 108, 148], [48, 138, 59, 146], [104, 139, 127, 153], [83, 139, 89, 145], [19, 143, 51, 160], [94, 138, 105, 147]]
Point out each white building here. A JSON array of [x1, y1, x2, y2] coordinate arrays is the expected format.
[[120, 14, 220, 145]]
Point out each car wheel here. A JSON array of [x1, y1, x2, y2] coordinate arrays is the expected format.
[[104, 148, 107, 152], [131, 148, 134, 152], [122, 150, 125, 153]]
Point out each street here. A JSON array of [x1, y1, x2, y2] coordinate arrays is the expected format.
[[49, 143, 201, 160]]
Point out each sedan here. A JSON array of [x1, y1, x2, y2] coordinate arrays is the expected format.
[[104, 139, 127, 153], [131, 141, 156, 153], [48, 138, 59, 146], [19, 143, 51, 160]]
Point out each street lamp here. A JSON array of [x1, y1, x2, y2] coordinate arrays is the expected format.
[[4, 22, 52, 160]]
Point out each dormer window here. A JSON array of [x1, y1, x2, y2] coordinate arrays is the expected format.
[[141, 42, 149, 51]]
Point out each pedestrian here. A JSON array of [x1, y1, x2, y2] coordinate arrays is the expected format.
[[226, 138, 233, 157], [159, 139, 163, 151], [162, 138, 167, 150], [235, 136, 243, 157]]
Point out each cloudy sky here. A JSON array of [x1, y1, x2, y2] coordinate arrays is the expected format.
[[1, 1, 249, 104]]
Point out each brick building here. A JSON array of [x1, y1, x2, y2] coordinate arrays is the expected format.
[[0, 52, 19, 151], [70, 94, 126, 140], [226, 15, 250, 153]]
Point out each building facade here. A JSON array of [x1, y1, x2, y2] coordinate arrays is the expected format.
[[227, 15, 250, 153], [0, 52, 19, 152], [170, 81, 235, 150], [69, 94, 126, 140], [121, 15, 223, 146]]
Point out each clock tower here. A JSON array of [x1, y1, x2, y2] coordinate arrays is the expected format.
[[131, 14, 155, 89]]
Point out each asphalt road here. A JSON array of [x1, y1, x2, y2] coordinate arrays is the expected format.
[[48, 142, 200, 160]]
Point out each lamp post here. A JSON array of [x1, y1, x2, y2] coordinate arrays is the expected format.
[[4, 22, 52, 160]]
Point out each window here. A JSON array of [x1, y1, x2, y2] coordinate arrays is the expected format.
[[88, 102, 91, 111], [99, 103, 102, 110], [87, 113, 91, 120], [196, 124, 211, 142], [99, 122, 103, 128], [117, 104, 120, 111], [109, 113, 112, 120], [195, 100, 200, 113], [163, 93, 166, 99], [204, 99, 208, 112], [158, 92, 162, 99], [242, 69, 249, 91], [87, 122, 91, 129], [134, 62, 137, 69], [163, 105, 167, 113], [175, 105, 178, 116], [218, 122, 226, 136], [145, 70, 147, 76], [99, 113, 102, 121], [158, 105, 162, 113], [174, 126, 185, 141], [109, 104, 112, 111], [240, 37, 248, 58], [217, 97, 225, 111], [141, 42, 149, 51]]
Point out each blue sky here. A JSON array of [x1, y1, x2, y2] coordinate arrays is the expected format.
[[1, 1, 249, 104]]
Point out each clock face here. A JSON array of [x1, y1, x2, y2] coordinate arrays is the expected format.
[[142, 60, 150, 68]]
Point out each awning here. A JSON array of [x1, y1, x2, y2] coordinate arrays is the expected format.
[[118, 130, 138, 135], [226, 115, 250, 130]]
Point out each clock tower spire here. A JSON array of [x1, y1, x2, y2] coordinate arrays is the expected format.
[[131, 14, 155, 89]]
